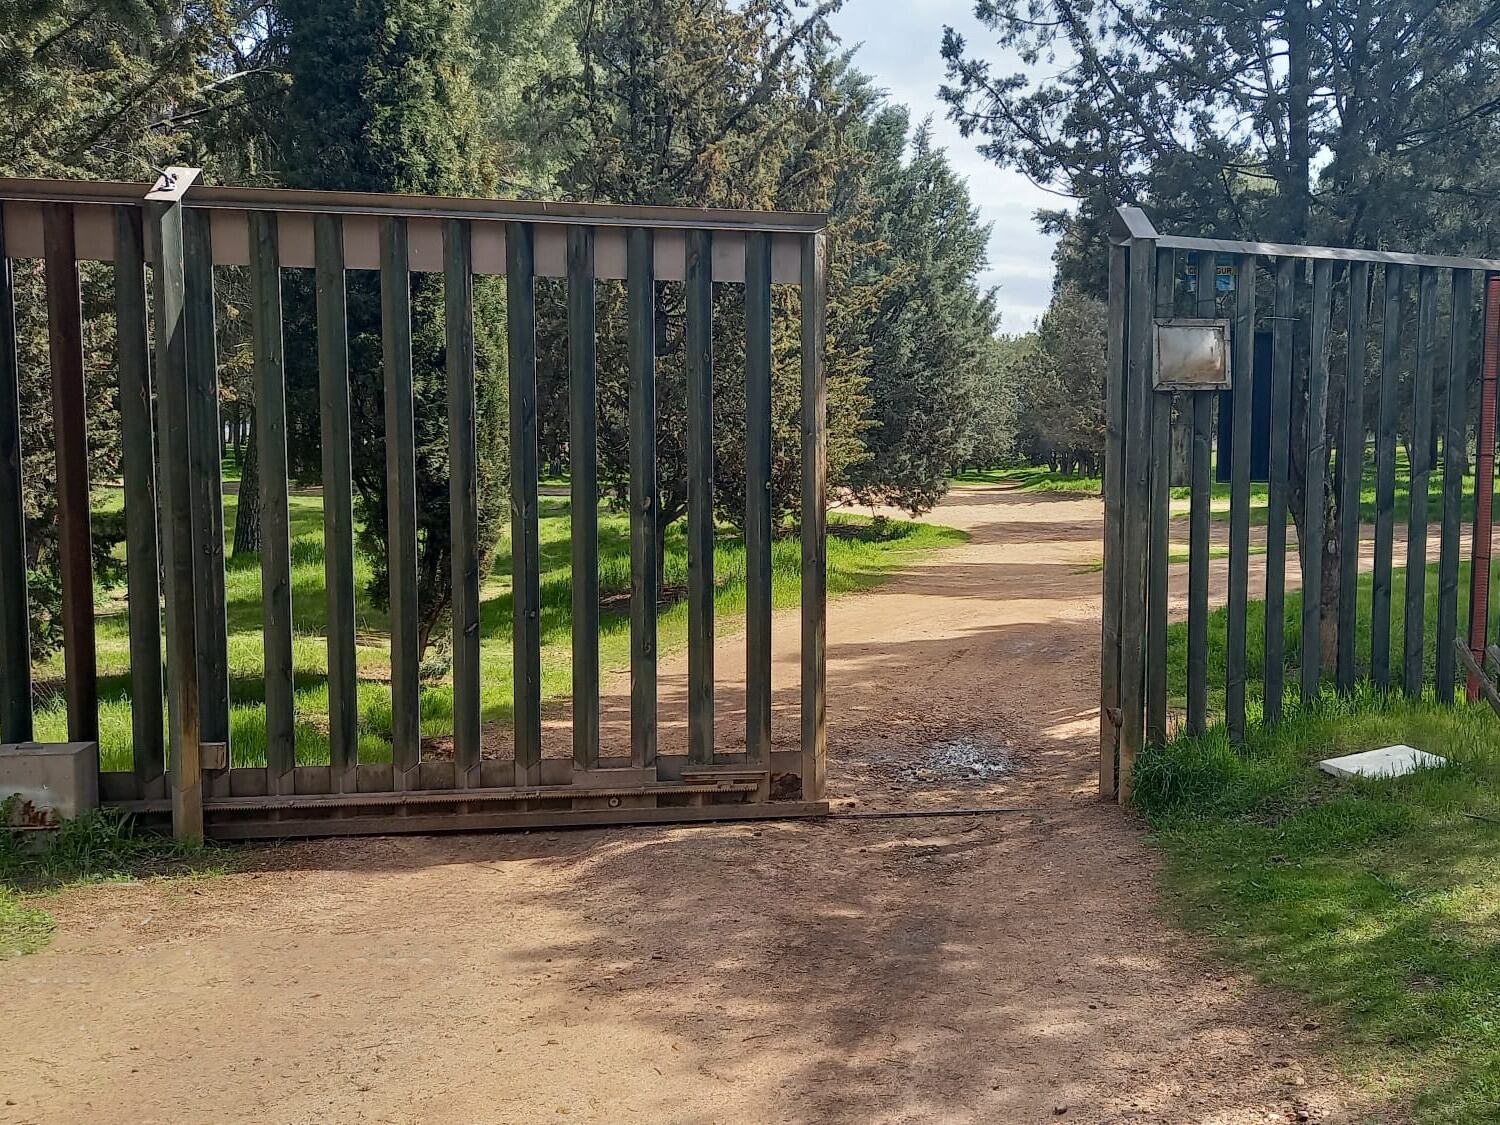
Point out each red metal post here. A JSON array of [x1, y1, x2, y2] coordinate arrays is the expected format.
[[1467, 274, 1500, 701]]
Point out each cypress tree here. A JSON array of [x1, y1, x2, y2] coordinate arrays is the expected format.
[[277, 0, 509, 653]]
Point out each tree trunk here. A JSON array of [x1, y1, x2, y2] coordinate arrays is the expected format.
[[232, 408, 262, 556], [1282, 0, 1340, 674]]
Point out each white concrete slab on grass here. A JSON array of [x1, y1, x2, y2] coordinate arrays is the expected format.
[[1318, 745, 1447, 781]]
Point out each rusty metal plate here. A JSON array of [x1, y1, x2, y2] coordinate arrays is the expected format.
[[1153, 317, 1231, 390]]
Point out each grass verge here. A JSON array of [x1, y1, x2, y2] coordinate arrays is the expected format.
[[0, 807, 231, 959], [1134, 690, 1500, 1123], [955, 466, 1104, 495], [36, 489, 965, 771]]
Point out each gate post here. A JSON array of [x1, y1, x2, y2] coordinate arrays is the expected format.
[[144, 168, 206, 840], [1103, 207, 1158, 803], [801, 231, 828, 802]]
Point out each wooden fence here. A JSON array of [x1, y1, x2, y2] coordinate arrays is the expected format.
[[1102, 206, 1500, 801], [0, 170, 829, 838]]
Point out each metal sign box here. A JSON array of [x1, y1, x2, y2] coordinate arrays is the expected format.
[[1153, 318, 1232, 391]]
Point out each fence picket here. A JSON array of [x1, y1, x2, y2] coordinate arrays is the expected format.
[[1186, 266, 1216, 733], [1337, 262, 1370, 694], [381, 218, 421, 785], [42, 204, 97, 744], [507, 222, 542, 786], [0, 208, 28, 743], [800, 231, 828, 801], [315, 214, 359, 792], [1118, 236, 1155, 802], [1226, 253, 1256, 739], [250, 211, 296, 791], [113, 206, 164, 789], [1301, 259, 1333, 702], [628, 227, 657, 770], [1403, 266, 1438, 696], [444, 220, 482, 786], [1264, 257, 1296, 722], [686, 229, 715, 766], [1146, 248, 1173, 745], [568, 226, 601, 770], [1437, 270, 1473, 701], [746, 232, 774, 775], [1100, 243, 1128, 798], [1373, 265, 1404, 690], [183, 209, 229, 782]]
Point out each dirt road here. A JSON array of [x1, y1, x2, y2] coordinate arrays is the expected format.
[[0, 483, 1388, 1124]]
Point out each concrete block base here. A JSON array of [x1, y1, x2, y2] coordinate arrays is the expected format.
[[0, 742, 100, 827]]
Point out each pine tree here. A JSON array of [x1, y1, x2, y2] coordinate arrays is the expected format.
[[531, 0, 876, 588]]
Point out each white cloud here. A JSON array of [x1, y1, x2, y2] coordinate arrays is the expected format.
[[828, 0, 1062, 329]]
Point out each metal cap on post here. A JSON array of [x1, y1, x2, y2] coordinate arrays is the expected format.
[[144, 166, 207, 840]]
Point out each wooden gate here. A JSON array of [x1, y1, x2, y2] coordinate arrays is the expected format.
[[1102, 205, 1500, 801], [0, 171, 829, 838]]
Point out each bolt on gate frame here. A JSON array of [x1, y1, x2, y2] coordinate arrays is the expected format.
[[1102, 205, 1500, 802], [0, 170, 830, 839]]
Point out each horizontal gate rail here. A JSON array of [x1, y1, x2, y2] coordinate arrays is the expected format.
[[1103, 206, 1498, 802], [0, 171, 830, 839]]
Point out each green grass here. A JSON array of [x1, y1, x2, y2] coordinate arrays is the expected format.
[[1134, 692, 1500, 1123], [0, 805, 230, 959], [979, 451, 1492, 531], [1163, 554, 1500, 724], [1141, 542, 1500, 1119], [0, 886, 53, 959], [34, 487, 965, 771]]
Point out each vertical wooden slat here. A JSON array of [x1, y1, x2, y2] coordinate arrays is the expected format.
[[1186, 261, 1215, 734], [745, 232, 774, 777], [1372, 265, 1403, 690], [1100, 242, 1128, 799], [114, 206, 164, 787], [42, 204, 97, 743], [1468, 275, 1500, 700], [1336, 261, 1370, 694], [1145, 248, 1173, 746], [250, 212, 296, 792], [147, 190, 203, 838], [444, 220, 481, 786], [314, 214, 358, 791], [1403, 266, 1438, 696], [381, 218, 421, 785], [686, 228, 716, 766], [0, 209, 33, 743], [568, 225, 600, 770], [800, 231, 828, 802], [182, 209, 229, 776], [507, 222, 542, 787], [627, 227, 657, 770], [1301, 258, 1333, 703], [1226, 253, 1256, 740], [1437, 269, 1473, 702], [1264, 256, 1296, 723], [1118, 237, 1155, 802]]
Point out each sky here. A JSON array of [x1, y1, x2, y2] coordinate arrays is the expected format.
[[827, 0, 1061, 332]]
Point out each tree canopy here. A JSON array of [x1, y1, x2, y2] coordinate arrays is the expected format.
[[2, 0, 1015, 657]]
